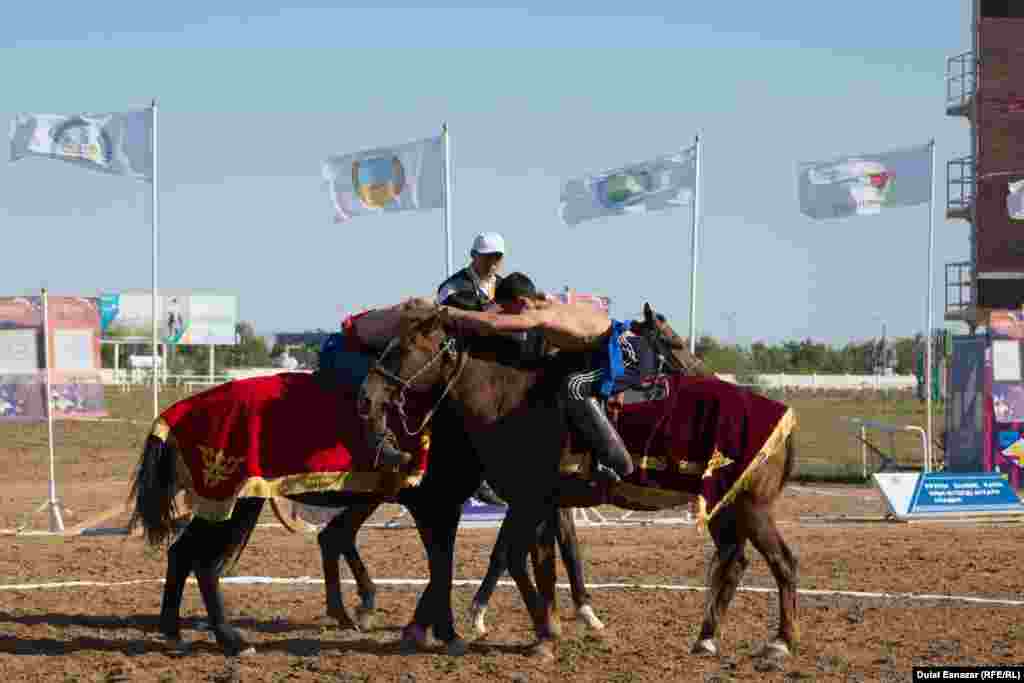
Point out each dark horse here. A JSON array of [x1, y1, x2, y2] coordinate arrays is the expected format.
[[360, 301, 798, 660], [128, 395, 483, 656]]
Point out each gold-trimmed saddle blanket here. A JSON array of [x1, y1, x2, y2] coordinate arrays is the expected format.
[[559, 375, 795, 529], [151, 372, 431, 521]]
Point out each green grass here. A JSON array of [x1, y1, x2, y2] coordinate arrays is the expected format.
[[0, 386, 947, 484]]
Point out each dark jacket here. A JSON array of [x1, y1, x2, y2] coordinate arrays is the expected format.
[[436, 267, 503, 312]]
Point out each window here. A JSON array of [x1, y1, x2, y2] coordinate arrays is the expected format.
[[981, 0, 1024, 19]]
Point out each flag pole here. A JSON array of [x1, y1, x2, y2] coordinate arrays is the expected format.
[[925, 138, 936, 472], [442, 122, 453, 279], [41, 287, 64, 532], [688, 134, 702, 354], [151, 99, 160, 419]]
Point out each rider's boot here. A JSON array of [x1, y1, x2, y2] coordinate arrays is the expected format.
[[566, 396, 634, 483]]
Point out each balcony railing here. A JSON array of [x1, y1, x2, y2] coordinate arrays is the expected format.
[[945, 261, 973, 319], [945, 51, 976, 116], [946, 155, 975, 220]]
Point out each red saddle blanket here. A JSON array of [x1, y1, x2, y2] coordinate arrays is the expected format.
[[582, 375, 795, 529], [152, 372, 431, 521]]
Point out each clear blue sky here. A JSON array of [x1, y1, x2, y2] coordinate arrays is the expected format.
[[0, 2, 974, 345]]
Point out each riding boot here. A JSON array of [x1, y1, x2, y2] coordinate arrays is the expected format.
[[566, 396, 634, 483]]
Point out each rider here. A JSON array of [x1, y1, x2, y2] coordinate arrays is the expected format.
[[437, 232, 505, 311], [436, 232, 507, 502], [441, 272, 658, 483]]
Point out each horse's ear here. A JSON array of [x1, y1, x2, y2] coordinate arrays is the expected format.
[[643, 303, 655, 326]]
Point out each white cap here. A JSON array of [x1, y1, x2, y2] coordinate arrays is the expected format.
[[471, 232, 505, 256]]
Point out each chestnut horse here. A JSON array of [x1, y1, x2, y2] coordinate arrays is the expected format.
[[360, 301, 798, 660]]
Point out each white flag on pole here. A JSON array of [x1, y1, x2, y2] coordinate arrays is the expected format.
[[322, 135, 445, 222], [797, 143, 931, 219], [9, 111, 153, 182], [1009, 179, 1024, 221], [559, 145, 696, 227]]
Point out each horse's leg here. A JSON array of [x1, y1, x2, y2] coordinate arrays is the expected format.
[[530, 509, 561, 640], [192, 498, 264, 656], [405, 499, 467, 655], [317, 502, 379, 631], [693, 505, 749, 657], [744, 499, 798, 658], [555, 508, 603, 630], [158, 523, 197, 646], [502, 505, 555, 659], [469, 512, 513, 636]]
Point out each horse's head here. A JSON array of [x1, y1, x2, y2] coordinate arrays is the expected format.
[[633, 302, 714, 377], [358, 298, 465, 466]]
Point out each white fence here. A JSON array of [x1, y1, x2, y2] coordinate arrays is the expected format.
[[95, 368, 914, 392], [716, 373, 916, 391]]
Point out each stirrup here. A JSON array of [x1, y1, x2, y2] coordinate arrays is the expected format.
[[591, 462, 622, 483], [375, 438, 412, 468]]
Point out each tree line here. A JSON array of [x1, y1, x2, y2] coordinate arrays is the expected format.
[[101, 322, 928, 378]]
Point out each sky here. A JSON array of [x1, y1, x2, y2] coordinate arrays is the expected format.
[[0, 1, 976, 345]]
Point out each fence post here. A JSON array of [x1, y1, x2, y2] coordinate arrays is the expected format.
[[861, 425, 868, 480]]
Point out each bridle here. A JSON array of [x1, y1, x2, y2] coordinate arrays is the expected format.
[[367, 328, 467, 437]]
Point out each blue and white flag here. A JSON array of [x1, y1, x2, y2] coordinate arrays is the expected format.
[[9, 111, 153, 182], [559, 145, 696, 227], [797, 143, 931, 220], [323, 135, 445, 222]]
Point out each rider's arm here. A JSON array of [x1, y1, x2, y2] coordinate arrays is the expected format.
[[441, 307, 543, 335]]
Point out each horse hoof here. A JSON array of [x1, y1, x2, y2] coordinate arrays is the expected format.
[[355, 606, 375, 632], [469, 602, 488, 636], [576, 605, 605, 631], [691, 638, 718, 657], [446, 637, 469, 657], [758, 640, 792, 659], [161, 635, 191, 653], [527, 641, 556, 661], [399, 624, 429, 653]]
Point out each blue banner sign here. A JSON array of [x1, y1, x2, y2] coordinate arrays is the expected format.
[[875, 472, 1024, 520]]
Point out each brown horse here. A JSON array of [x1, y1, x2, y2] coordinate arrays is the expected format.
[[360, 301, 798, 660]]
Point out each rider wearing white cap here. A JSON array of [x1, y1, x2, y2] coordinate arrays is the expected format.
[[436, 232, 506, 311]]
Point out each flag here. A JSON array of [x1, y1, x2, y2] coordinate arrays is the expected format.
[[322, 135, 444, 222], [559, 145, 696, 227], [797, 143, 931, 219], [1009, 179, 1024, 221], [9, 111, 153, 181]]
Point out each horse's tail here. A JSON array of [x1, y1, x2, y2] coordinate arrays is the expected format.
[[128, 431, 180, 547], [780, 431, 797, 494]]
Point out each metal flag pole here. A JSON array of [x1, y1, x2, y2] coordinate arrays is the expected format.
[[40, 287, 65, 532], [151, 99, 160, 420], [925, 138, 936, 472], [688, 134, 702, 354], [442, 122, 453, 279]]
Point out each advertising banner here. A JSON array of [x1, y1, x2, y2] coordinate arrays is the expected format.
[[0, 295, 106, 421], [99, 292, 238, 345]]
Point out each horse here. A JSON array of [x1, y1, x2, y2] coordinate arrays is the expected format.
[[128, 384, 484, 656], [359, 301, 798, 660]]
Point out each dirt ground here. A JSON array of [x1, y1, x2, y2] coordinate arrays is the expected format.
[[2, 441, 1023, 683]]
